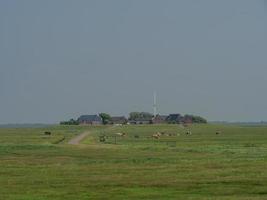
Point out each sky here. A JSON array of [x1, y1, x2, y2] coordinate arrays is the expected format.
[[0, 0, 266, 123]]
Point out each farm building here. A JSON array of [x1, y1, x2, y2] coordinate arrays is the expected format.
[[77, 115, 102, 125], [166, 114, 183, 124], [152, 115, 168, 124], [182, 115, 193, 124], [110, 116, 128, 125]]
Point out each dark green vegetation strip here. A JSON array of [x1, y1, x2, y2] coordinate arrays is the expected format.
[[1, 124, 267, 199]]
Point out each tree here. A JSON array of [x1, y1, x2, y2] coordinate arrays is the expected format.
[[129, 112, 153, 120], [99, 113, 111, 125], [129, 112, 140, 120], [60, 118, 79, 125], [183, 115, 207, 124]]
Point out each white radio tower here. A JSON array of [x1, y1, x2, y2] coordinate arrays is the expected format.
[[153, 91, 157, 117]]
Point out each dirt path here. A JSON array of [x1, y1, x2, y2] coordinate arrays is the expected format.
[[68, 132, 90, 145]]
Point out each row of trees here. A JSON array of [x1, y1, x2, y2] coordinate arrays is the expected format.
[[184, 115, 207, 124], [128, 112, 153, 121], [60, 119, 79, 125], [128, 112, 207, 124]]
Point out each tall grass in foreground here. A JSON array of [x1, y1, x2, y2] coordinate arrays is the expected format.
[[1, 124, 267, 199]]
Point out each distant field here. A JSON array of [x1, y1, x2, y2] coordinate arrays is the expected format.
[[1, 124, 267, 199]]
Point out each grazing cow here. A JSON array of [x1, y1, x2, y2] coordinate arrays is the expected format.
[[44, 131, 51, 136], [156, 132, 162, 136], [216, 131, 221, 135], [160, 132, 165, 135], [99, 135, 106, 142], [152, 134, 160, 139], [115, 132, 126, 137], [186, 131, 192, 135], [152, 132, 161, 139]]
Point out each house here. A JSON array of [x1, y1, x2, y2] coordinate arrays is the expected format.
[[110, 116, 127, 125], [166, 114, 183, 124], [182, 115, 193, 124], [77, 115, 102, 125], [152, 115, 168, 124]]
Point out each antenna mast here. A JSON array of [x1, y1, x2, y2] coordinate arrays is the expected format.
[[153, 91, 157, 117]]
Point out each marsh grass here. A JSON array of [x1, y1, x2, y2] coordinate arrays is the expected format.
[[1, 124, 267, 199]]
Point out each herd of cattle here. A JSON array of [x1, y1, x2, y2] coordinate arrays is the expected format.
[[114, 130, 222, 140], [44, 130, 199, 143], [44, 130, 222, 143]]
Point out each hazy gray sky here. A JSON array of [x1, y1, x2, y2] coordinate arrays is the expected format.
[[0, 0, 266, 123]]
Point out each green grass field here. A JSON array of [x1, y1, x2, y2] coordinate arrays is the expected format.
[[1, 124, 267, 199]]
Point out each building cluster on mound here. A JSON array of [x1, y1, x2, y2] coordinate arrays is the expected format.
[[60, 112, 207, 125]]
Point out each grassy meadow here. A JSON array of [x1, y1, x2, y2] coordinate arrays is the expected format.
[[1, 124, 267, 199]]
